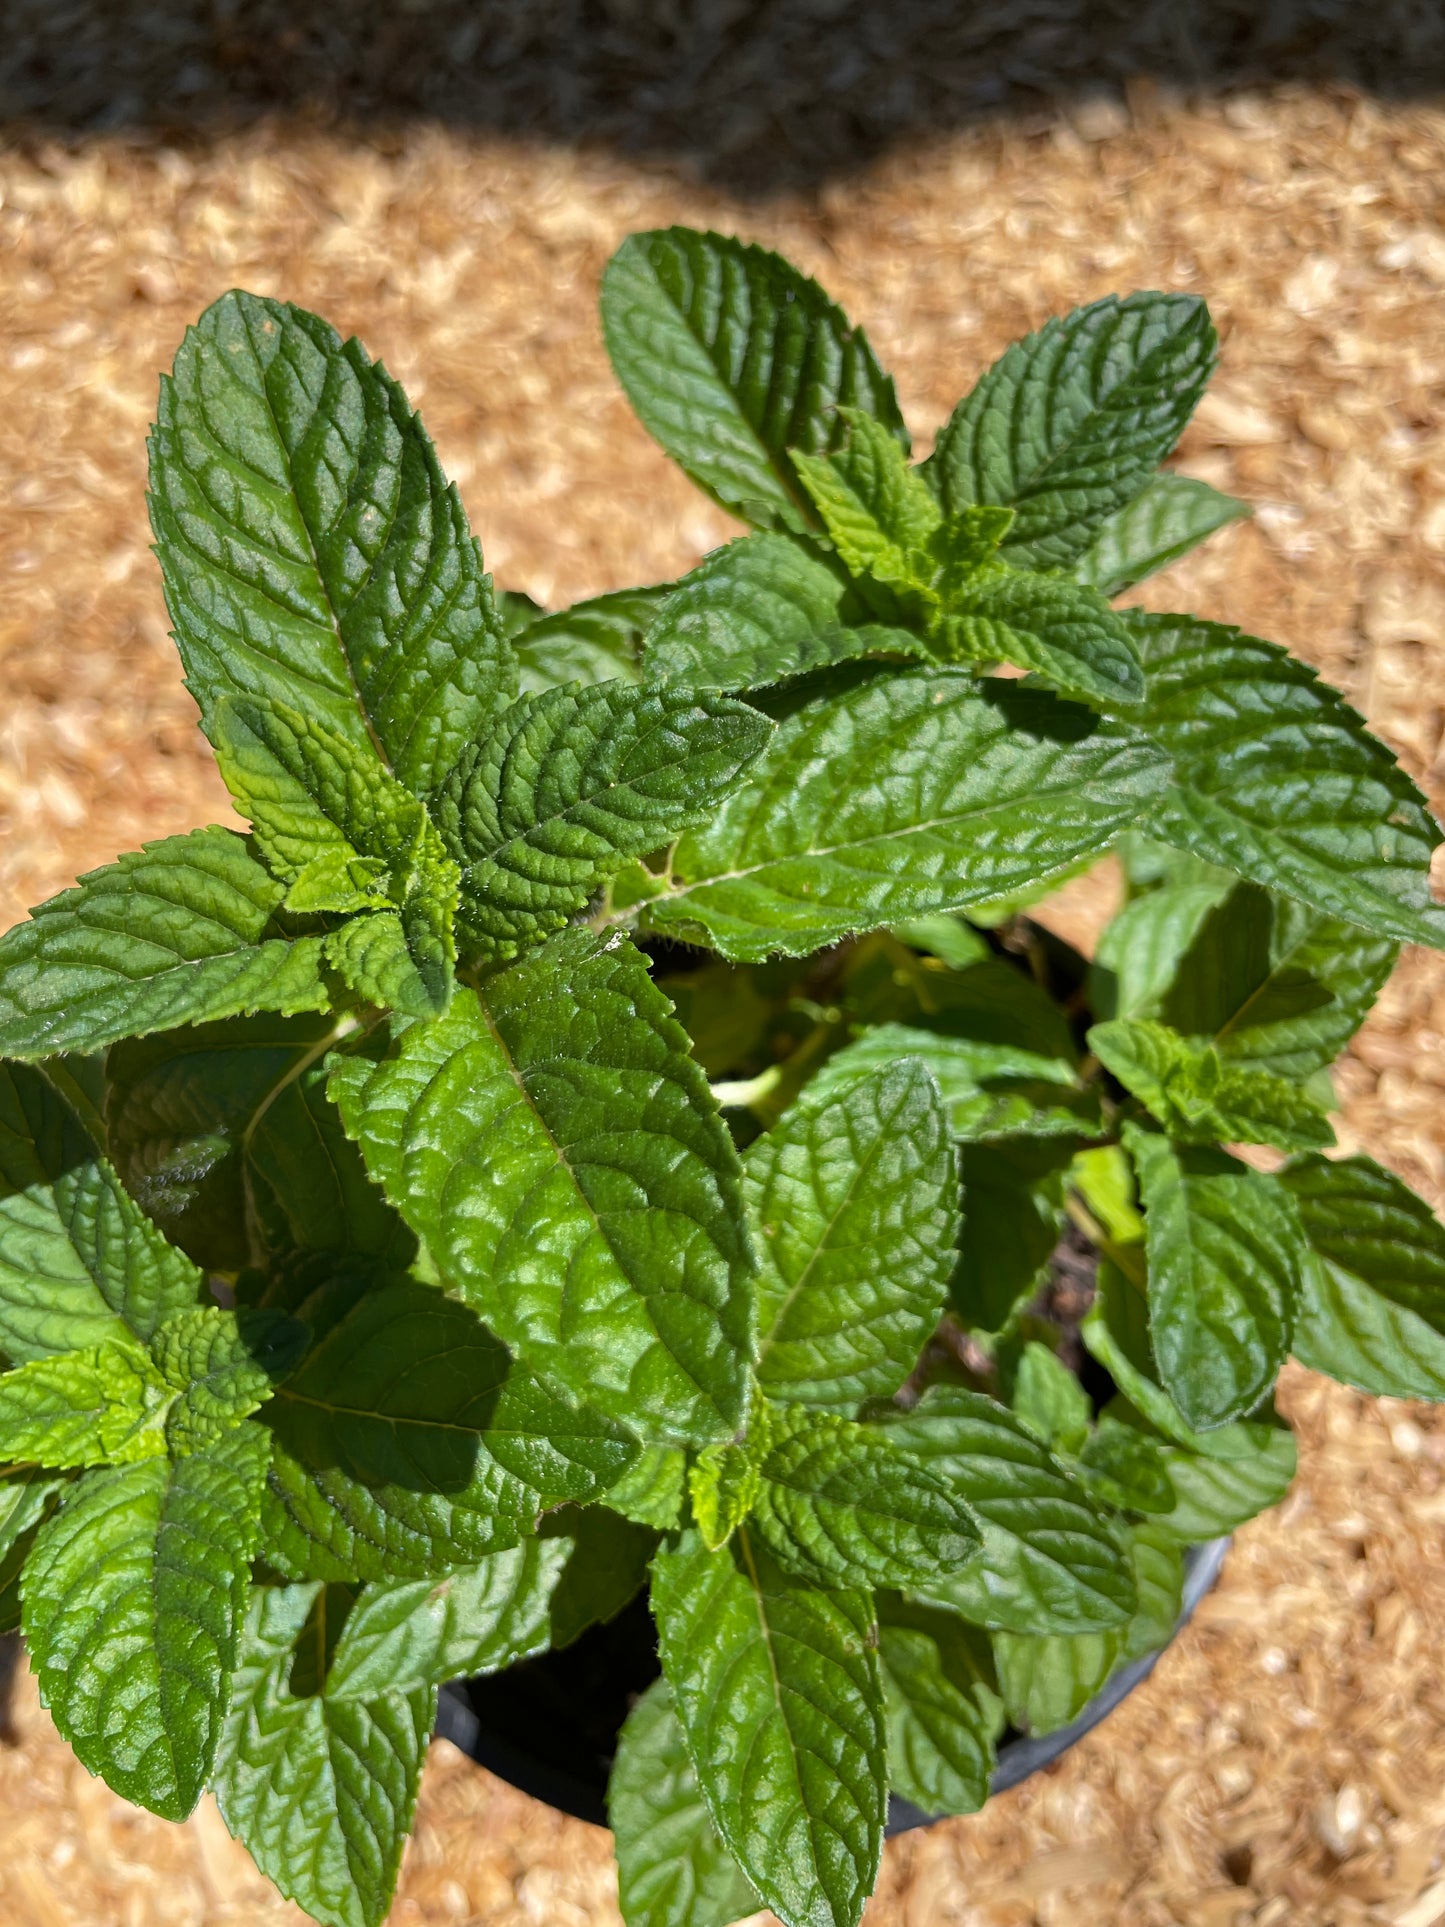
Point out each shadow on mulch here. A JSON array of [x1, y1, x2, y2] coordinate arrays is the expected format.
[[3, 0, 1444, 193]]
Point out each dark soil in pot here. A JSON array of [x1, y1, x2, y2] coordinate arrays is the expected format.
[[434, 1536, 1231, 1835]]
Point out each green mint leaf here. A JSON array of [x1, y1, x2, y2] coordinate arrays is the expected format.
[[1011, 1342, 1092, 1454], [1156, 881, 1397, 1080], [329, 932, 755, 1446], [605, 1444, 688, 1530], [22, 1423, 269, 1821], [644, 671, 1169, 961], [430, 681, 771, 964], [515, 585, 668, 692], [1075, 1415, 1177, 1516], [210, 695, 459, 1017], [890, 915, 992, 969], [748, 1059, 955, 1412], [876, 1595, 1003, 1818], [1281, 1153, 1445, 1400], [1091, 1017, 1335, 1152], [602, 227, 907, 534], [0, 1062, 204, 1361], [0, 1342, 170, 1468], [106, 1014, 416, 1272], [0, 1466, 66, 1560], [689, 1423, 768, 1552], [952, 1139, 1073, 1337], [323, 1537, 573, 1698], [0, 828, 329, 1059], [538, 1504, 659, 1649], [791, 407, 941, 580], [752, 1402, 981, 1589], [151, 1305, 308, 1454], [1130, 612, 1445, 948], [260, 1275, 638, 1580], [214, 1582, 432, 1927], [1072, 472, 1249, 596], [1125, 1123, 1305, 1430], [610, 1676, 761, 1927], [931, 567, 1145, 711], [928, 293, 1217, 569], [643, 531, 924, 695], [870, 1388, 1135, 1633], [149, 290, 516, 797], [651, 1525, 885, 1927], [1091, 875, 1235, 1022]]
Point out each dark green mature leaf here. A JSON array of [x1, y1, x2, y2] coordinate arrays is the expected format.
[[753, 1403, 980, 1589], [1282, 1153, 1445, 1399], [602, 227, 907, 533], [0, 1341, 169, 1468], [951, 1138, 1073, 1336], [1072, 472, 1249, 597], [876, 1596, 1003, 1817], [23, 1423, 269, 1821], [651, 1526, 885, 1927], [1091, 876, 1234, 1022], [747, 1060, 955, 1412], [259, 1277, 638, 1580], [1127, 1124, 1305, 1429], [928, 293, 1218, 569], [1130, 613, 1445, 948], [1011, 1342, 1091, 1455], [149, 290, 515, 796], [872, 1389, 1135, 1633], [330, 931, 755, 1446], [1076, 1416, 1176, 1516], [1091, 1018, 1334, 1152], [214, 1582, 433, 1927], [810, 1025, 1099, 1143], [0, 1466, 66, 1560], [1158, 882, 1397, 1081], [643, 532, 923, 694], [0, 829, 329, 1059], [106, 1013, 415, 1272], [0, 1062, 203, 1361], [514, 585, 668, 692], [644, 671, 1169, 961], [610, 1676, 761, 1927], [430, 681, 770, 963]]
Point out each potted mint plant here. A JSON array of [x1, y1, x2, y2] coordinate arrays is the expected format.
[[0, 226, 1442, 1927]]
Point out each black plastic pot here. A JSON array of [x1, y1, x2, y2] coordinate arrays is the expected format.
[[433, 1536, 1231, 1835]]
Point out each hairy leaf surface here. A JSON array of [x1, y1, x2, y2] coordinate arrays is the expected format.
[[644, 671, 1169, 961], [747, 1060, 955, 1411], [0, 829, 329, 1059], [602, 227, 906, 532], [330, 932, 755, 1445], [149, 290, 515, 795], [651, 1526, 885, 1927]]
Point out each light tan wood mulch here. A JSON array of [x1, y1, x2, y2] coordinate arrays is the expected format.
[[0, 63, 1444, 1927]]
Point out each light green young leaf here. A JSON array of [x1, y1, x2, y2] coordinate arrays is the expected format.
[[1091, 1017, 1334, 1152], [602, 227, 907, 533], [329, 931, 755, 1447], [1282, 1153, 1445, 1400], [643, 531, 924, 694], [22, 1423, 269, 1821], [105, 1013, 415, 1273], [514, 585, 668, 692], [870, 1388, 1136, 1634], [430, 680, 770, 963], [876, 1595, 1003, 1817], [610, 1676, 762, 1927], [791, 407, 942, 585], [929, 567, 1146, 711], [651, 1525, 885, 1927], [214, 1582, 433, 1927], [605, 1445, 688, 1530], [0, 1341, 170, 1468], [150, 1305, 309, 1454], [1157, 882, 1397, 1080], [1126, 1123, 1305, 1430], [259, 1276, 638, 1581], [747, 1059, 956, 1412], [0, 1061, 204, 1361], [928, 293, 1218, 569], [1012, 1342, 1091, 1455], [752, 1402, 980, 1590], [689, 1425, 767, 1552], [1130, 613, 1445, 949], [1072, 472, 1249, 597], [644, 670, 1170, 961], [149, 290, 516, 796], [0, 829, 329, 1059]]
